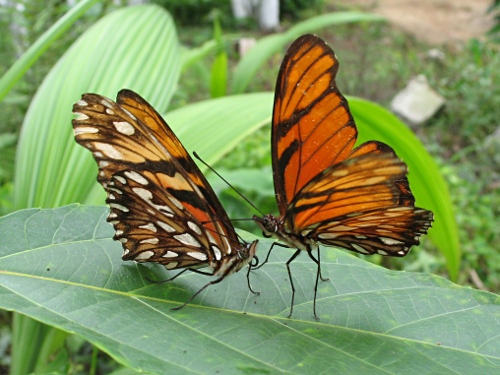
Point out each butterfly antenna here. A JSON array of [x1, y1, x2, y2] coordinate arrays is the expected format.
[[193, 151, 264, 215]]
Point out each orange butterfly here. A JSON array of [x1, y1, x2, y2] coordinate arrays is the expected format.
[[73, 90, 258, 309], [253, 34, 433, 319]]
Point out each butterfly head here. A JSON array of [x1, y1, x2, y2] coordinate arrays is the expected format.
[[214, 239, 258, 277], [252, 214, 281, 238]]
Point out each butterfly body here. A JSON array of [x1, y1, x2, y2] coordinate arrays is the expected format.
[[253, 34, 433, 318], [73, 90, 258, 307]]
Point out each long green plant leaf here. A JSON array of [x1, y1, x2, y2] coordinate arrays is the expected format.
[[164, 92, 273, 167], [0, 205, 498, 374], [13, 5, 180, 209], [0, 0, 101, 101], [350, 97, 459, 280], [231, 12, 385, 94]]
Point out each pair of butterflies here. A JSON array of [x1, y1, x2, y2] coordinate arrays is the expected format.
[[73, 34, 433, 319]]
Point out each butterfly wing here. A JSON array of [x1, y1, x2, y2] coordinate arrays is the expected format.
[[72, 90, 242, 271], [272, 34, 357, 215], [286, 142, 433, 256]]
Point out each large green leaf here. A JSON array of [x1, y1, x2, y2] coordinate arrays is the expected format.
[[0, 0, 101, 101], [164, 92, 273, 167], [231, 12, 385, 94], [350, 97, 459, 280], [13, 5, 180, 209], [1, 205, 497, 374]]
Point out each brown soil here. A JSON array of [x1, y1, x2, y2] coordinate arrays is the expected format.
[[335, 0, 495, 45]]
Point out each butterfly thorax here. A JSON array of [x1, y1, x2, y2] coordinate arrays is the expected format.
[[213, 240, 258, 277], [253, 214, 311, 251]]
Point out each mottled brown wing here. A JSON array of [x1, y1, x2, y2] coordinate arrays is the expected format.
[[272, 34, 357, 215], [72, 90, 239, 270]]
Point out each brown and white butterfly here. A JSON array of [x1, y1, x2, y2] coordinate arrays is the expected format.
[[253, 34, 434, 319], [72, 89, 258, 308]]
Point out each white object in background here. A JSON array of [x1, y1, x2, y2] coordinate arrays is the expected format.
[[231, 0, 280, 30], [390, 75, 445, 125]]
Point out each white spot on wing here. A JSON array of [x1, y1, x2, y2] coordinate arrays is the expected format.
[[187, 251, 207, 261], [113, 121, 135, 135], [101, 98, 114, 108], [157, 221, 176, 233], [106, 108, 114, 115], [73, 125, 96, 134], [133, 187, 153, 201], [301, 229, 313, 236], [188, 221, 202, 235], [107, 187, 122, 195], [109, 203, 129, 212], [124, 171, 148, 185], [165, 261, 178, 269], [140, 238, 159, 244], [222, 234, 231, 254], [135, 250, 155, 260], [381, 237, 403, 245], [94, 143, 123, 159], [352, 243, 369, 254], [170, 195, 184, 210], [139, 223, 157, 232], [206, 231, 217, 245], [76, 99, 88, 106], [113, 175, 126, 184], [122, 107, 137, 120], [162, 251, 178, 258], [212, 246, 222, 260], [175, 233, 201, 247], [132, 187, 174, 215]]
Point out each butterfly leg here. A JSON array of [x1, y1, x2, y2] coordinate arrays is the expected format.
[[147, 268, 189, 284], [306, 249, 322, 320], [285, 249, 302, 318], [149, 268, 215, 285], [246, 263, 260, 296], [316, 247, 330, 282], [254, 241, 290, 270], [170, 273, 226, 311]]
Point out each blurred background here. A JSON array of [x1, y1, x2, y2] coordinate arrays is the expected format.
[[0, 0, 499, 373]]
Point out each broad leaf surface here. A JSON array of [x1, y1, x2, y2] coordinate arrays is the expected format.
[[0, 206, 498, 374]]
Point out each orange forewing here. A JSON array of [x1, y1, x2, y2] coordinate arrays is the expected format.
[[272, 34, 357, 213]]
